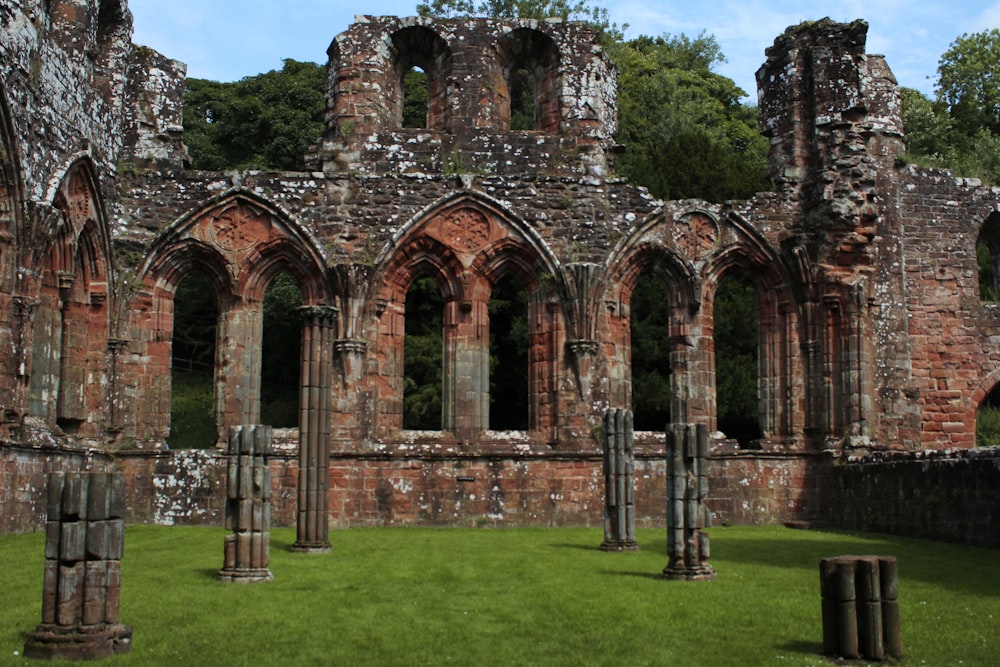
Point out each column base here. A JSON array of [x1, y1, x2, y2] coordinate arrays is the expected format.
[[600, 539, 639, 552], [24, 623, 132, 660], [662, 564, 717, 581], [291, 541, 332, 554], [217, 568, 274, 583]]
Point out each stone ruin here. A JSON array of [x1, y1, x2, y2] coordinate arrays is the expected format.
[[23, 471, 131, 660], [0, 1, 999, 543]]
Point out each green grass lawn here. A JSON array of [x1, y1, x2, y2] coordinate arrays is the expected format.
[[1, 525, 997, 666]]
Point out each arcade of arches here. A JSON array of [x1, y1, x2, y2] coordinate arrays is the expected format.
[[1, 6, 999, 545]]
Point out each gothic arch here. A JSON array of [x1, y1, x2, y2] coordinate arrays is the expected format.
[[27, 157, 113, 436], [0, 81, 24, 286], [604, 233, 701, 425], [132, 190, 331, 445], [371, 192, 564, 437], [139, 190, 329, 304], [702, 214, 801, 446]]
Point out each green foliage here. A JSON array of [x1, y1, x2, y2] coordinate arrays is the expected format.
[[169, 272, 218, 449], [976, 402, 1000, 446], [4, 526, 1000, 665], [417, 0, 623, 42], [168, 372, 217, 449], [937, 29, 1000, 137], [509, 67, 537, 131], [629, 272, 672, 430], [609, 34, 770, 202], [171, 272, 218, 372], [182, 59, 325, 171], [489, 275, 529, 430], [901, 31, 1000, 186], [402, 68, 429, 128], [978, 241, 998, 302], [261, 273, 303, 428], [404, 277, 444, 429], [714, 275, 760, 445]]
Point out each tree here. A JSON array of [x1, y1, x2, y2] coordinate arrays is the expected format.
[[900, 30, 1000, 187], [936, 29, 1000, 137], [182, 59, 325, 171], [417, 0, 611, 26], [610, 34, 770, 202]]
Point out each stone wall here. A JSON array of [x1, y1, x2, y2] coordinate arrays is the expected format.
[[1, 441, 826, 532], [830, 449, 1000, 548], [2, 2, 1000, 546]]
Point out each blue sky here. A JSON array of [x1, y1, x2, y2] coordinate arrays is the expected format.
[[129, 0, 1000, 100]]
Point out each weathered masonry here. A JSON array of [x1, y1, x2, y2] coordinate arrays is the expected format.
[[2, 2, 1000, 541]]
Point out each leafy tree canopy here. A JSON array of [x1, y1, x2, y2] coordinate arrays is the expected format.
[[901, 29, 1000, 186], [183, 59, 325, 171], [936, 29, 1000, 136]]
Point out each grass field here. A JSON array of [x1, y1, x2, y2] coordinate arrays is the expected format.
[[1, 525, 997, 666]]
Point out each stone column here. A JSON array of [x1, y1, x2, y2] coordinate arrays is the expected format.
[[663, 423, 715, 580], [820, 555, 901, 660], [293, 305, 336, 553], [219, 424, 273, 583], [600, 408, 637, 551], [24, 472, 131, 660]]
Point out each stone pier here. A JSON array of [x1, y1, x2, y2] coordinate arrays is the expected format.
[[663, 423, 715, 580], [24, 471, 132, 660], [600, 407, 637, 551], [218, 424, 274, 583]]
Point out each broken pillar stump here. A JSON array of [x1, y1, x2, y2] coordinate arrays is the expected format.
[[24, 471, 132, 660], [218, 424, 274, 583], [662, 423, 716, 580], [820, 555, 902, 661], [600, 407, 638, 551]]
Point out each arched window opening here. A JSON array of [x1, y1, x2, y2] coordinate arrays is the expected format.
[[498, 29, 560, 133], [489, 275, 529, 430], [402, 67, 429, 129], [261, 272, 303, 428], [170, 271, 218, 449], [630, 271, 672, 431], [715, 273, 761, 447], [403, 275, 444, 430], [977, 385, 1000, 446], [509, 66, 537, 131], [391, 26, 451, 131]]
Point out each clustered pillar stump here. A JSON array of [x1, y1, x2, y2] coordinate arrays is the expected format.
[[820, 555, 902, 661], [218, 424, 274, 583], [663, 423, 716, 580], [600, 407, 637, 551], [293, 305, 335, 553], [24, 471, 132, 660]]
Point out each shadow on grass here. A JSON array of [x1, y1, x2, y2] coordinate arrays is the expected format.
[[776, 639, 822, 655], [598, 570, 665, 581], [546, 543, 605, 552]]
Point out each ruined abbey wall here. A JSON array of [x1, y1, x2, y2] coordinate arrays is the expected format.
[[1, 1, 999, 540]]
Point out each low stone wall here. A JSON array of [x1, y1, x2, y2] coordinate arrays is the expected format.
[[830, 448, 1000, 548], [3, 442, 827, 533]]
